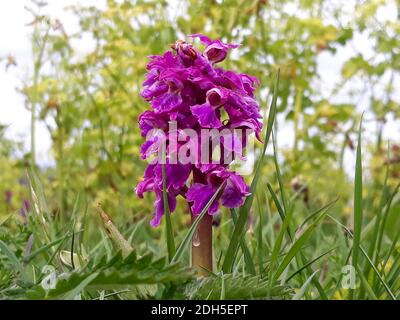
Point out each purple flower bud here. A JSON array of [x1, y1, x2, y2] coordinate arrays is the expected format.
[[190, 34, 239, 64], [4, 190, 12, 205], [19, 199, 30, 222], [171, 40, 198, 65], [206, 88, 227, 107]]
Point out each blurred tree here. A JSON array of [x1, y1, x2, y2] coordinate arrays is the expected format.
[[21, 0, 178, 221]]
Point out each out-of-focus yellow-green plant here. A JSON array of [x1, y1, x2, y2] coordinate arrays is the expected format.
[[1, 0, 399, 227], [0, 126, 29, 217]]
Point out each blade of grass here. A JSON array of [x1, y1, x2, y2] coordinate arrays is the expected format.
[[383, 224, 400, 272], [63, 272, 99, 300], [220, 275, 226, 300], [27, 168, 52, 242], [46, 234, 71, 267], [328, 239, 352, 300], [22, 232, 71, 263], [171, 183, 224, 264], [272, 131, 289, 213], [270, 132, 332, 299], [359, 246, 395, 300], [327, 214, 396, 300], [268, 207, 293, 288], [370, 182, 400, 294], [375, 183, 400, 264], [161, 144, 176, 262], [0, 240, 30, 284], [267, 183, 287, 230], [367, 144, 390, 263], [222, 70, 280, 273], [231, 209, 256, 275], [386, 253, 400, 289], [93, 289, 131, 300], [292, 270, 319, 300], [297, 197, 340, 233], [356, 265, 378, 300], [272, 201, 334, 283], [270, 128, 306, 287], [351, 115, 364, 299], [256, 193, 266, 275], [286, 247, 337, 282]]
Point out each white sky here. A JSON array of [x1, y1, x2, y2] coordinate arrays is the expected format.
[[0, 1, 398, 174], [0, 0, 106, 164]]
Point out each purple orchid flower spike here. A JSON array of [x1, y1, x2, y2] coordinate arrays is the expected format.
[[136, 33, 262, 274], [136, 34, 262, 230]]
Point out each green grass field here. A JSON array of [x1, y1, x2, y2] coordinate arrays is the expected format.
[[1, 81, 399, 300]]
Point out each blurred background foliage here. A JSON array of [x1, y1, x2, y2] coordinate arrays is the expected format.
[[0, 0, 399, 236]]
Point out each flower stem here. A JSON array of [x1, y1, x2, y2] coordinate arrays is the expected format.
[[191, 212, 213, 276], [293, 87, 303, 162]]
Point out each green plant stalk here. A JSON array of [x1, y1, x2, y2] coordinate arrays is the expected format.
[[161, 144, 176, 262], [256, 194, 265, 275], [231, 208, 256, 275], [171, 183, 224, 265], [191, 210, 213, 276], [56, 110, 66, 219], [293, 87, 303, 161], [364, 152, 390, 293], [30, 24, 50, 166], [31, 60, 40, 167], [350, 115, 364, 299], [30, 88, 36, 166]]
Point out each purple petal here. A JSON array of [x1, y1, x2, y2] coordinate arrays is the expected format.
[[225, 93, 262, 128], [240, 73, 260, 96], [206, 88, 228, 107], [204, 43, 228, 63], [221, 172, 250, 208], [141, 80, 168, 100], [191, 103, 222, 128], [159, 69, 184, 92], [152, 92, 182, 113], [135, 165, 156, 198], [195, 163, 221, 174], [138, 111, 168, 137], [187, 183, 219, 215], [150, 190, 177, 227], [222, 70, 245, 92], [189, 33, 213, 45], [229, 119, 263, 141], [140, 137, 160, 160], [190, 34, 239, 63], [146, 51, 180, 71], [154, 163, 192, 190]]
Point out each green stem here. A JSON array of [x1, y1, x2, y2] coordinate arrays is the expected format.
[[31, 70, 38, 167], [30, 24, 50, 166], [56, 110, 65, 218], [293, 87, 303, 161]]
